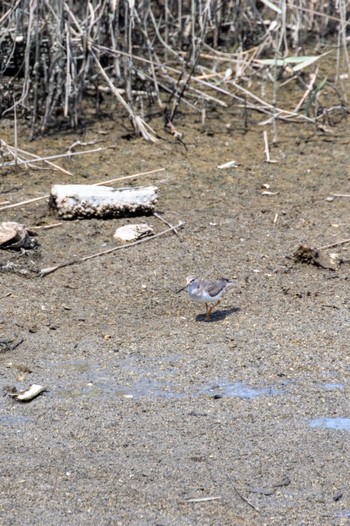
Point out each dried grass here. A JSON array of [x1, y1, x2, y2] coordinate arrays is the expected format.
[[0, 1, 348, 140]]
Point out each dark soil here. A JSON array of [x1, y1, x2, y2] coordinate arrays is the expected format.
[[1, 101, 350, 525]]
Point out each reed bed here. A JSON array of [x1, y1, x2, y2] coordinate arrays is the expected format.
[[0, 1, 348, 140]]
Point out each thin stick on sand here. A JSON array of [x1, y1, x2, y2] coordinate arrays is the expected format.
[[39, 222, 184, 277], [263, 131, 278, 163], [1, 146, 108, 167], [153, 212, 181, 238], [317, 238, 350, 250], [30, 222, 63, 231]]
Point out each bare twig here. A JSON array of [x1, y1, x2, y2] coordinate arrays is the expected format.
[[5, 144, 74, 175], [317, 238, 350, 251], [181, 496, 222, 503], [153, 212, 181, 238], [94, 168, 166, 186], [232, 483, 260, 514], [226, 473, 260, 514], [263, 131, 278, 163], [39, 222, 185, 277], [1, 147, 109, 168], [0, 196, 50, 211], [30, 223, 63, 231], [91, 51, 159, 143]]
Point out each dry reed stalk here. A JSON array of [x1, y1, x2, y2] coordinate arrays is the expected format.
[[2, 141, 73, 175], [92, 51, 159, 143], [0, 1, 347, 138]]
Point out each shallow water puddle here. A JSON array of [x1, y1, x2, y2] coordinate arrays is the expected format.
[[0, 414, 31, 426], [50, 357, 284, 401], [202, 381, 282, 400], [335, 510, 350, 518], [309, 418, 350, 430], [53, 356, 184, 400], [319, 383, 344, 390]]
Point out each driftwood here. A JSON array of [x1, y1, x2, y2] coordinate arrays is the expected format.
[[49, 184, 158, 219]]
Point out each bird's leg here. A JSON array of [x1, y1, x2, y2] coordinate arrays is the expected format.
[[205, 303, 211, 320], [207, 300, 221, 317]]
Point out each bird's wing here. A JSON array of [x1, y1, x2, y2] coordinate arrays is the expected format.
[[206, 281, 224, 297]]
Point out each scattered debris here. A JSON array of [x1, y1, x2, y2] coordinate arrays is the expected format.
[[293, 245, 339, 270], [0, 262, 35, 278], [0, 338, 24, 353], [333, 490, 343, 502], [114, 223, 154, 242], [181, 496, 222, 503], [0, 222, 38, 250], [39, 222, 184, 277], [261, 190, 279, 196], [248, 487, 275, 496], [217, 160, 239, 169], [49, 184, 158, 219], [273, 475, 291, 488], [8, 384, 46, 402]]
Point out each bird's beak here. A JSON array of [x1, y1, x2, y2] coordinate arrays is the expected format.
[[175, 284, 187, 293]]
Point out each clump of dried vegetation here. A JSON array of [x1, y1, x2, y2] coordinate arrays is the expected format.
[[0, 1, 349, 141]]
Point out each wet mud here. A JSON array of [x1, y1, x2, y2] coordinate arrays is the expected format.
[[1, 98, 350, 525]]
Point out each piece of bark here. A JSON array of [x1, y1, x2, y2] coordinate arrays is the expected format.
[[49, 184, 158, 219]]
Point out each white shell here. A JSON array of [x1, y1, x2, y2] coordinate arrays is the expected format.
[[16, 384, 46, 401], [114, 223, 154, 242]]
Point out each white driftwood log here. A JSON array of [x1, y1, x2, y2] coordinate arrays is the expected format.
[[49, 184, 158, 219]]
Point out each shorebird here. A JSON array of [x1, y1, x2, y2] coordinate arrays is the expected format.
[[177, 276, 234, 320]]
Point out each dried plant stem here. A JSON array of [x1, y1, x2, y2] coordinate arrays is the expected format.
[[3, 143, 73, 175], [317, 238, 350, 250], [30, 223, 63, 230], [92, 51, 159, 143], [0, 196, 49, 211], [1, 147, 109, 168], [294, 71, 318, 113], [263, 131, 278, 163], [95, 168, 165, 186], [39, 222, 184, 277]]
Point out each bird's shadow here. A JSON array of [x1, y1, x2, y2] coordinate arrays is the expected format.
[[195, 306, 240, 323]]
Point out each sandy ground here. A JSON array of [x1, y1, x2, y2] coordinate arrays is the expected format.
[[1, 102, 350, 526]]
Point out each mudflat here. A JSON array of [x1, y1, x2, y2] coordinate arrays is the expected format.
[[1, 107, 350, 525]]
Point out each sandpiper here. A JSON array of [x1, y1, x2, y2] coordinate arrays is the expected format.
[[177, 276, 234, 320]]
